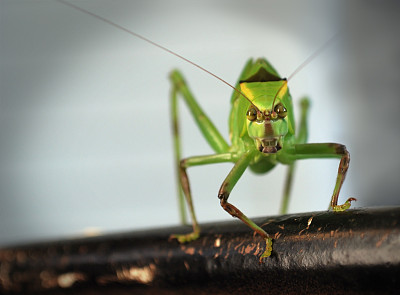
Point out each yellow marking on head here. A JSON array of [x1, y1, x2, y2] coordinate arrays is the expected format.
[[278, 81, 288, 97], [239, 83, 255, 102]]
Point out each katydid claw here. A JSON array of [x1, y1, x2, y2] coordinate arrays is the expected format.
[[259, 237, 273, 262], [332, 197, 357, 212]]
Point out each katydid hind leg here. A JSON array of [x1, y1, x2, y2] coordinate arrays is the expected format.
[[170, 70, 230, 226], [280, 97, 310, 214], [280, 163, 295, 214], [169, 70, 230, 154], [171, 86, 187, 225], [296, 97, 311, 144]]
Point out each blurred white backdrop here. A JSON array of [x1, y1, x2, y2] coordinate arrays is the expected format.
[[1, 0, 399, 246]]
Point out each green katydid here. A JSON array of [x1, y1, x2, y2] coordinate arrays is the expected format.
[[169, 60, 355, 260], [58, 0, 356, 261]]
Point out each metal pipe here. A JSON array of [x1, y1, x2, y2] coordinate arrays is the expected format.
[[1, 207, 399, 294]]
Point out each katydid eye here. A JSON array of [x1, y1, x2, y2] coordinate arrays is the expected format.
[[246, 107, 257, 121], [274, 103, 287, 118]]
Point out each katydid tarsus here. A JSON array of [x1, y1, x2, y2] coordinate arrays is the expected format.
[[58, 0, 356, 261]]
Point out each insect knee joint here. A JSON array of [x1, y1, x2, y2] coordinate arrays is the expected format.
[[335, 144, 348, 155], [180, 159, 187, 169], [218, 181, 230, 201], [218, 191, 229, 202], [339, 152, 350, 173], [220, 200, 241, 218]]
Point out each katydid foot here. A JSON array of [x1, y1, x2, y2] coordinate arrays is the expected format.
[[332, 197, 357, 212], [169, 229, 200, 243], [259, 237, 273, 262]]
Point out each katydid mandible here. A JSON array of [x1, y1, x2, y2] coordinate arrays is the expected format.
[[58, 0, 356, 262]]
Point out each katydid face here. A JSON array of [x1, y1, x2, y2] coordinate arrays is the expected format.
[[241, 81, 289, 154]]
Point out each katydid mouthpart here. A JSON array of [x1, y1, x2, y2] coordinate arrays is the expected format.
[[57, 0, 356, 262]]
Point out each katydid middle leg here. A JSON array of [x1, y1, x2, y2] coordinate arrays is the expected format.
[[170, 153, 236, 243], [218, 150, 273, 260]]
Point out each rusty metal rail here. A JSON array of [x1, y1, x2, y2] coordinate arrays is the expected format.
[[1, 207, 399, 294]]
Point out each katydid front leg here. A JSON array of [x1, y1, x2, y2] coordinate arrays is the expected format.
[[280, 143, 356, 211]]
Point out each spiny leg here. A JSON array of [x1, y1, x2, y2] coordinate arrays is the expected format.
[[281, 143, 356, 211], [218, 150, 273, 261], [280, 97, 310, 214], [170, 70, 230, 225], [170, 153, 235, 243]]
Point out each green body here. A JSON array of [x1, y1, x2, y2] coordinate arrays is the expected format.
[[169, 58, 355, 261], [229, 59, 295, 174]]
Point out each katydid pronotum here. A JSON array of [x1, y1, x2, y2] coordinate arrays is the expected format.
[[58, 0, 356, 261]]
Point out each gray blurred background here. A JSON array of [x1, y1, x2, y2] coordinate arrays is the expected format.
[[1, 0, 399, 246]]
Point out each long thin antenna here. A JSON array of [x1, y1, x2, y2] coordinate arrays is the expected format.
[[56, 0, 259, 110], [287, 33, 339, 81], [271, 33, 339, 112]]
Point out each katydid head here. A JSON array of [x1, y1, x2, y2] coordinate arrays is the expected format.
[[246, 103, 288, 154], [241, 81, 289, 154]]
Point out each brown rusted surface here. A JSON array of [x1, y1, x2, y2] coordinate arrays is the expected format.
[[1, 207, 400, 294]]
